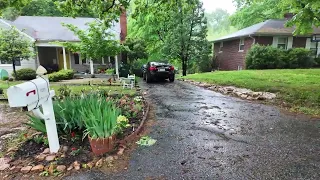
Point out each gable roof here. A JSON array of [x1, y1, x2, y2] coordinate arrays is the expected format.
[[213, 19, 320, 42], [12, 16, 120, 42]]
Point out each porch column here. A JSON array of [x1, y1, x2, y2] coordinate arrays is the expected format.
[[62, 47, 67, 70], [115, 55, 119, 79], [108, 56, 111, 63], [90, 58, 94, 75], [35, 47, 40, 68], [102, 57, 105, 65]]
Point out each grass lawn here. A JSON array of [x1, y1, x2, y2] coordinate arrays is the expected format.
[[181, 69, 320, 116]]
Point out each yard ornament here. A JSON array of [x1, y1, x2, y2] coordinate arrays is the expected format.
[[6, 66, 60, 153]]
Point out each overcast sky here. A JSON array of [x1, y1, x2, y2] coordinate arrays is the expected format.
[[201, 0, 237, 14]]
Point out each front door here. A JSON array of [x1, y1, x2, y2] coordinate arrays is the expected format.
[[58, 48, 71, 70]]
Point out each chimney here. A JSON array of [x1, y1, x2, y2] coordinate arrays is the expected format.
[[120, 7, 127, 43], [284, 13, 294, 20]]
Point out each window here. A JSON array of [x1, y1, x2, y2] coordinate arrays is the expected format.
[[219, 42, 223, 53], [277, 37, 288, 49], [310, 42, 318, 57], [82, 58, 88, 64], [239, 38, 245, 51], [74, 53, 80, 64], [0, 58, 21, 66]]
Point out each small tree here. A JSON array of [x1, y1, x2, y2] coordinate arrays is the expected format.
[[0, 26, 34, 78]]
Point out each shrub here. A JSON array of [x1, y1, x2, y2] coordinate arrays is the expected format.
[[314, 57, 320, 67], [14, 68, 36, 80], [8, 77, 13, 81], [48, 69, 75, 82], [105, 68, 114, 75], [246, 45, 315, 69], [2, 76, 9, 81], [0, 88, 3, 94]]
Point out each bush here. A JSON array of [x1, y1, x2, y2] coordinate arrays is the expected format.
[[0, 88, 3, 94], [14, 68, 37, 80], [105, 68, 114, 75], [246, 45, 315, 69], [2, 76, 9, 81], [48, 69, 75, 82]]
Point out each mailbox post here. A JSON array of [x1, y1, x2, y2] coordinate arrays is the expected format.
[[7, 75, 60, 153]]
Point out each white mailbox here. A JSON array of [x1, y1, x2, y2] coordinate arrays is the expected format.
[[7, 77, 51, 111], [7, 74, 60, 153]]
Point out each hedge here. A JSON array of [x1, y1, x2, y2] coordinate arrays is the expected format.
[[246, 45, 315, 69], [14, 68, 37, 80], [48, 69, 75, 82]]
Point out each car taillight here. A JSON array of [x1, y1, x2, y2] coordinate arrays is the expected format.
[[169, 66, 175, 71], [149, 66, 157, 71]]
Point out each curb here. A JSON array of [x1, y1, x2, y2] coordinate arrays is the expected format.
[[119, 100, 150, 145]]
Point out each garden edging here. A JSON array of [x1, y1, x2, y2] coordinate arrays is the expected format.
[[180, 79, 277, 101]]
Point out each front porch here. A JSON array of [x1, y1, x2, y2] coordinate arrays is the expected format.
[[36, 45, 119, 75]]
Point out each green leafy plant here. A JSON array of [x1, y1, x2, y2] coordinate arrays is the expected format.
[[14, 68, 36, 80], [81, 95, 121, 139], [58, 85, 72, 98], [39, 170, 49, 177], [116, 115, 130, 133], [33, 134, 44, 144], [0, 88, 3, 94], [105, 68, 114, 75], [24, 114, 46, 133], [43, 137, 49, 146], [2, 76, 9, 81], [70, 147, 81, 156], [136, 136, 157, 146]]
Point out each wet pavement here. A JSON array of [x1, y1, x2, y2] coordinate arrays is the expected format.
[[65, 81, 320, 180]]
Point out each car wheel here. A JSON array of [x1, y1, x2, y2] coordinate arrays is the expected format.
[[143, 73, 146, 81], [169, 76, 175, 82], [146, 74, 152, 83]]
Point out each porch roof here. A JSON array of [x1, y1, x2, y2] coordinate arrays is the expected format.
[[12, 16, 120, 42]]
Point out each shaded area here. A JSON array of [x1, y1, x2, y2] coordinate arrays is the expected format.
[[65, 81, 320, 179]]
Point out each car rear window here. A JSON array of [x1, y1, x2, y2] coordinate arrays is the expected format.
[[150, 62, 168, 66]]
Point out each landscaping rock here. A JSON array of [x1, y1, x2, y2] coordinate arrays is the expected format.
[[9, 166, 21, 173], [240, 94, 248, 99], [0, 157, 11, 171], [62, 146, 69, 152], [7, 147, 18, 152], [67, 165, 73, 171], [117, 147, 125, 156], [87, 162, 94, 169], [0, 133, 16, 139], [56, 165, 66, 172], [36, 154, 47, 161], [45, 155, 56, 162], [113, 155, 119, 160], [31, 164, 44, 172], [73, 161, 80, 170], [48, 164, 55, 174], [42, 148, 50, 154], [95, 159, 103, 167], [105, 156, 114, 163], [21, 166, 32, 173]]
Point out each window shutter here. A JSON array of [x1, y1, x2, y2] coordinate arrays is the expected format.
[[305, 38, 311, 49], [287, 37, 293, 49], [272, 37, 278, 47]]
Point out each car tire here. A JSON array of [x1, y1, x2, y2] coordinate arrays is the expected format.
[[146, 74, 152, 83], [143, 73, 146, 81], [169, 76, 175, 82]]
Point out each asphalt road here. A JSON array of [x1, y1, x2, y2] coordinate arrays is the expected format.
[[65, 80, 320, 180]]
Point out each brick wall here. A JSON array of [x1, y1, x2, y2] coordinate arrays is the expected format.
[[214, 38, 253, 70]]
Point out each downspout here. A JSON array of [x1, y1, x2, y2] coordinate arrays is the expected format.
[[249, 34, 256, 45]]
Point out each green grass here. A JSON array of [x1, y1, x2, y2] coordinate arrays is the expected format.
[[181, 69, 320, 116]]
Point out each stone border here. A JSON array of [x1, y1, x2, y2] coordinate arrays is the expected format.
[[180, 79, 277, 101]]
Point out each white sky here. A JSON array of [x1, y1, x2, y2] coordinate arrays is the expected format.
[[201, 0, 237, 14]]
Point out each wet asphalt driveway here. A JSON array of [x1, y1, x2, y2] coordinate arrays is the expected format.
[[66, 81, 320, 180]]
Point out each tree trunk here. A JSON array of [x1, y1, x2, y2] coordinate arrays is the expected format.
[[12, 59, 17, 79], [182, 58, 187, 76]]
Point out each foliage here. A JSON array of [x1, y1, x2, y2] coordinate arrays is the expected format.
[[0, 88, 3, 94], [181, 69, 320, 116], [0, 27, 34, 77], [116, 95, 143, 119], [205, 8, 238, 41], [57, 21, 125, 63], [130, 0, 210, 76], [246, 45, 315, 69], [70, 147, 81, 156], [105, 68, 114, 75], [21, 0, 63, 17], [123, 38, 148, 62], [24, 114, 47, 133], [1, 7, 19, 20], [48, 69, 74, 82], [232, 0, 320, 35], [81, 95, 121, 139], [32, 134, 44, 144], [57, 85, 72, 99], [13, 68, 36, 80], [136, 136, 157, 146], [2, 76, 9, 81], [116, 115, 130, 133]]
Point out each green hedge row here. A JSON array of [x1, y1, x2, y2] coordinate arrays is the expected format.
[[13, 68, 37, 80], [246, 45, 316, 69], [48, 70, 75, 82]]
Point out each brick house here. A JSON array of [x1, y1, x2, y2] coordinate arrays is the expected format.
[[212, 17, 320, 70]]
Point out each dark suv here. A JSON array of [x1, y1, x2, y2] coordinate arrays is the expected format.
[[143, 62, 175, 83]]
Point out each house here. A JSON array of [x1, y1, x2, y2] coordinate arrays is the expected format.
[[0, 13, 127, 75], [212, 14, 320, 70]]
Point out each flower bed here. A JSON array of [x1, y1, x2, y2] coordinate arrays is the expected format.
[[0, 91, 147, 178]]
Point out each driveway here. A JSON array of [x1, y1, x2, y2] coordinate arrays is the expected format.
[[66, 81, 320, 179]]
